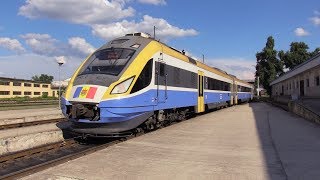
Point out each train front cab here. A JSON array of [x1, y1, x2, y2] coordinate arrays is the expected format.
[[60, 48, 159, 136]]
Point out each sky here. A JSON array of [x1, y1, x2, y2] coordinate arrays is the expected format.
[[0, 0, 319, 81]]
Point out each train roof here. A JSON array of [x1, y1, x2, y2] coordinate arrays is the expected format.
[[102, 33, 253, 88]]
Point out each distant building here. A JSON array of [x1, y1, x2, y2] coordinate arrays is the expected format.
[[51, 78, 70, 88], [0, 77, 70, 98], [270, 53, 320, 99]]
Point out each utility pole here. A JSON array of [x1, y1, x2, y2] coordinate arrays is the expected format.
[[202, 54, 205, 63], [58, 63, 63, 109], [56, 57, 65, 110], [153, 26, 156, 40]]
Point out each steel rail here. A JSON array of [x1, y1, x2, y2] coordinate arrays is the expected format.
[[0, 138, 125, 179]]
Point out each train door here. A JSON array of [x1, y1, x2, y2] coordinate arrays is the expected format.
[[197, 71, 205, 113], [234, 82, 238, 104], [230, 79, 234, 105], [156, 59, 167, 104]]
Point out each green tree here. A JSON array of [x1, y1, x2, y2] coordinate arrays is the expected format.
[[310, 47, 320, 58], [255, 36, 283, 95], [278, 42, 311, 70], [32, 74, 54, 83]]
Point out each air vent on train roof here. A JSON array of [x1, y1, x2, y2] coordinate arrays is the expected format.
[[125, 32, 151, 38]]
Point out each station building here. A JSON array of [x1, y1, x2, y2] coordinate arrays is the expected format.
[[270, 53, 320, 99], [0, 77, 53, 98]]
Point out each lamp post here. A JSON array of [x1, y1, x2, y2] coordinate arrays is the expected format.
[[56, 57, 65, 110]]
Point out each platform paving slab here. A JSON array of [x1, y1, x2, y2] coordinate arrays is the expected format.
[[21, 103, 320, 180]]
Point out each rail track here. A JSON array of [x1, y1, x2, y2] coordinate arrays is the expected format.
[[0, 118, 66, 130], [0, 137, 126, 179], [0, 110, 199, 179]]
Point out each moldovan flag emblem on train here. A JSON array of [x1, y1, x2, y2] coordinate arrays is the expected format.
[[73, 86, 97, 99]]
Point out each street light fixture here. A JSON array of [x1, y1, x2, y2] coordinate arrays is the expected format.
[[56, 56, 65, 110]]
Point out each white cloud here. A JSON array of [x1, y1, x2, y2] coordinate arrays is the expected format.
[[0, 37, 25, 53], [138, 0, 166, 5], [310, 16, 320, 26], [206, 58, 256, 80], [21, 33, 96, 58], [18, 1, 198, 41], [92, 15, 198, 40], [21, 33, 62, 56], [0, 53, 82, 80], [68, 37, 95, 56], [309, 11, 320, 26], [18, 0, 135, 25], [294, 27, 310, 36]]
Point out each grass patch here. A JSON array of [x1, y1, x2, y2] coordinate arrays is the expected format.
[[0, 96, 58, 102]]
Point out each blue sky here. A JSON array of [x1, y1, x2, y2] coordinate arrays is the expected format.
[[0, 0, 319, 80]]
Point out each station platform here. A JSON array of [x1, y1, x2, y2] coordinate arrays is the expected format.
[[22, 103, 320, 180], [0, 107, 63, 126]]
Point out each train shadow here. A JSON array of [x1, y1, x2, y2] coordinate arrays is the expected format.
[[248, 102, 287, 179], [248, 101, 320, 179]]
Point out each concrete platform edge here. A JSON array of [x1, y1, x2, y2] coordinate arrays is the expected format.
[[288, 101, 320, 125]]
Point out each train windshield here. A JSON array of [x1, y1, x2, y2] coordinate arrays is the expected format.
[[78, 48, 135, 76]]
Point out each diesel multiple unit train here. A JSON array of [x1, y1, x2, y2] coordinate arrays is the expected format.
[[61, 33, 254, 137]]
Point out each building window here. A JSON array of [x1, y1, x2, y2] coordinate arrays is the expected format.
[[42, 84, 49, 88], [13, 91, 22, 95], [0, 81, 10, 86], [24, 91, 31, 95], [0, 91, 10, 95], [34, 84, 40, 87], [306, 79, 309, 87], [34, 92, 41, 95], [316, 76, 320, 86], [24, 83, 32, 87], [42, 92, 48, 96], [13, 82, 21, 86]]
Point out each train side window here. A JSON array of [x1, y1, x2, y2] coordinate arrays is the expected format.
[[131, 59, 153, 93], [160, 63, 165, 76]]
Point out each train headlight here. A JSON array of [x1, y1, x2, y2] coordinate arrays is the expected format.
[[111, 76, 135, 94]]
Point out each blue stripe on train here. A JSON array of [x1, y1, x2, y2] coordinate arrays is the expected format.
[[62, 89, 252, 123], [238, 93, 252, 100]]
